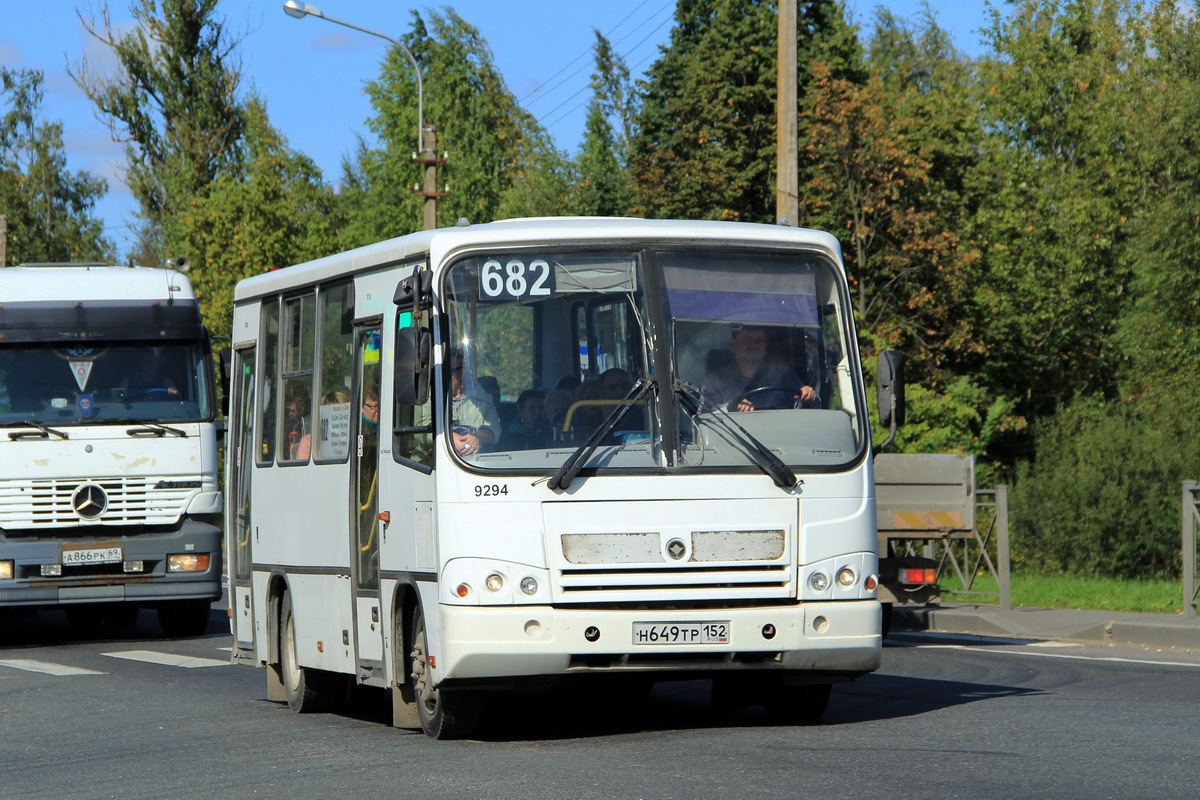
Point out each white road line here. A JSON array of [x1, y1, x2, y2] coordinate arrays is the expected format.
[[0, 659, 105, 676], [102, 650, 230, 669], [915, 643, 1200, 669]]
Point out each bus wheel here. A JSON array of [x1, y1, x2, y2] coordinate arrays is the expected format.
[[410, 607, 481, 739], [279, 593, 337, 713], [763, 680, 831, 724], [157, 599, 211, 638]]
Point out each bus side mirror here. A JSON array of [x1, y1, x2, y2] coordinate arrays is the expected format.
[[876, 350, 906, 428], [393, 269, 432, 311], [395, 326, 431, 405]]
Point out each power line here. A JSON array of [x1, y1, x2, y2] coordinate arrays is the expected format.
[[520, 0, 673, 109], [538, 9, 673, 136]]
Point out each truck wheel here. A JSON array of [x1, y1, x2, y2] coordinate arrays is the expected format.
[[410, 607, 481, 739]]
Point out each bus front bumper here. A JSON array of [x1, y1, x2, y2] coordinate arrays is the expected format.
[[434, 600, 882, 686]]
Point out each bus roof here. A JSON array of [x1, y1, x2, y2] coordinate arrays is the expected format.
[[233, 217, 844, 303]]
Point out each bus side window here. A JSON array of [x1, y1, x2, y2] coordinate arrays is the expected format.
[[258, 299, 280, 465]]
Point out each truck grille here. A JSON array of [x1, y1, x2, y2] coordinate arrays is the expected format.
[[0, 477, 193, 529]]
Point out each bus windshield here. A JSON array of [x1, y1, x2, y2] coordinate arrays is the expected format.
[[0, 340, 214, 425], [443, 246, 863, 473]]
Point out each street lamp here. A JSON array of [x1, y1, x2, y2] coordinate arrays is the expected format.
[[282, 1, 424, 156]]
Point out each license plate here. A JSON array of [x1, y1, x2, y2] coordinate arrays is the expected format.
[[61, 545, 123, 566], [632, 621, 730, 645]]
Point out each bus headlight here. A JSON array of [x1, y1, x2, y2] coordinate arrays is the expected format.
[[519, 576, 538, 595], [836, 566, 857, 587], [485, 573, 505, 593], [168, 553, 210, 573], [808, 571, 829, 592], [0, 560, 13, 580]]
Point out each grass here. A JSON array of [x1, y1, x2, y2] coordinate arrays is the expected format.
[[936, 572, 1186, 614]]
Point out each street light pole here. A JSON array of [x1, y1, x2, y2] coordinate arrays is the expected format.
[[282, 1, 444, 229]]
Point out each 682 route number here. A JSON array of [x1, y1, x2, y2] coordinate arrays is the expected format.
[[479, 258, 555, 301]]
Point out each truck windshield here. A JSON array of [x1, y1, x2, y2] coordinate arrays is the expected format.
[[442, 246, 863, 473], [0, 340, 213, 425]]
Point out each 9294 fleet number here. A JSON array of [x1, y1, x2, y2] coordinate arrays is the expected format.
[[473, 483, 509, 498]]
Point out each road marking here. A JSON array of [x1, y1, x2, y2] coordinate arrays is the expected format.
[[102, 650, 230, 669], [916, 643, 1200, 669], [0, 659, 105, 676]]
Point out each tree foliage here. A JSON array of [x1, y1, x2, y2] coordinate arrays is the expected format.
[[0, 68, 111, 264], [71, 0, 244, 266], [341, 9, 566, 244], [571, 32, 635, 216], [174, 98, 341, 339]]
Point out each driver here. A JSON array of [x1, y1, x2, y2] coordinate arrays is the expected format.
[[701, 324, 817, 412]]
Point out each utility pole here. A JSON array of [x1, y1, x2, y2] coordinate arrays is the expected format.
[[776, 1, 799, 226], [415, 125, 448, 230], [0, 215, 7, 266]]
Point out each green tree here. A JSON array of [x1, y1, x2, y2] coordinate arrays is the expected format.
[[71, 0, 245, 266], [571, 31, 634, 216], [968, 0, 1157, 418], [341, 9, 565, 244], [0, 68, 111, 264], [629, 0, 858, 222], [174, 98, 341, 340]]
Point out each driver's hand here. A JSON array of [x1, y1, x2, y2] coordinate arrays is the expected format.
[[453, 431, 481, 455], [797, 385, 817, 404], [734, 397, 755, 412]]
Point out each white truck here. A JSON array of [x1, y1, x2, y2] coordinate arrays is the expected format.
[[0, 263, 223, 636]]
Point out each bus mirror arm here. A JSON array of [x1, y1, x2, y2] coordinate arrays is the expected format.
[[393, 269, 433, 311]]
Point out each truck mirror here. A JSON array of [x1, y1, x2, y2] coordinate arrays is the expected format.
[[218, 346, 232, 416]]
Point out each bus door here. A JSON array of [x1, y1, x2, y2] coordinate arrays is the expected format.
[[229, 345, 257, 659], [352, 326, 385, 672]]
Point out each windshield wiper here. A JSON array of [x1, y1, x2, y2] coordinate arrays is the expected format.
[[112, 419, 189, 438], [547, 378, 654, 491], [675, 381, 797, 490], [3, 420, 70, 440]]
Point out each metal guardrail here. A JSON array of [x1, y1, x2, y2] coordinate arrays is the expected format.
[[1182, 482, 1199, 619]]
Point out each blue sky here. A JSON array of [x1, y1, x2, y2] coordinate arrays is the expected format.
[[1, 1, 1001, 258]]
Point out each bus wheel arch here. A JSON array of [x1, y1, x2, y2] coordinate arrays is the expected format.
[[409, 602, 481, 739], [390, 583, 420, 729]]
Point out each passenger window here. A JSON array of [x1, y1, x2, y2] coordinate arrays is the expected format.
[[258, 300, 280, 466], [279, 293, 316, 463], [315, 283, 354, 462]]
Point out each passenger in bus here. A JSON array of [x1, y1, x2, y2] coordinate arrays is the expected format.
[[542, 389, 573, 440], [702, 324, 818, 412], [504, 389, 546, 449], [569, 373, 606, 432], [284, 382, 311, 458], [293, 390, 349, 461], [449, 351, 501, 456]]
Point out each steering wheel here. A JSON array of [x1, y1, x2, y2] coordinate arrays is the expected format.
[[731, 385, 796, 410], [142, 387, 174, 399]]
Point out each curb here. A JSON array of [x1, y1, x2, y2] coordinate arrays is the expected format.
[[892, 604, 1200, 653]]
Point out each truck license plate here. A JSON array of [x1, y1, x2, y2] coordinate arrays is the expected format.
[[61, 545, 123, 565], [632, 621, 730, 645]]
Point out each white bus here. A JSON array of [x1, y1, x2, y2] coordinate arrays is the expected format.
[[226, 217, 901, 738], [0, 263, 223, 636]]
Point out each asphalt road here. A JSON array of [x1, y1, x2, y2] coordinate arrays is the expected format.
[[1, 606, 1197, 800]]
